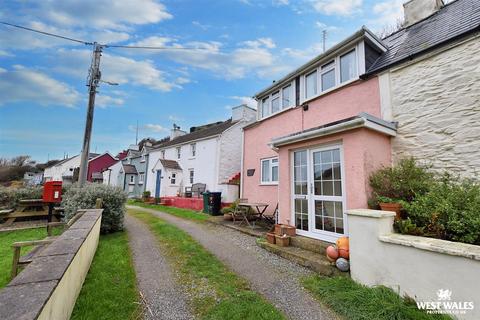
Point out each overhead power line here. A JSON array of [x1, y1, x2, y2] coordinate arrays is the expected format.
[[0, 21, 93, 45]]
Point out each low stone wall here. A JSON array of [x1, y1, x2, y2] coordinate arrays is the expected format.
[[346, 209, 480, 320], [0, 209, 103, 320]]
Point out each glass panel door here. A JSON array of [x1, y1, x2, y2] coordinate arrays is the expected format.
[[310, 147, 345, 235], [293, 150, 308, 231]]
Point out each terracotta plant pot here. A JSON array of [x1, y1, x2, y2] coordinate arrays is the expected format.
[[274, 224, 296, 237], [379, 202, 402, 220], [266, 232, 276, 244], [223, 213, 233, 221], [275, 235, 290, 247]]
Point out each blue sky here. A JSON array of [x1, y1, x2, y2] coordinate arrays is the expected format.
[[0, 0, 405, 163]]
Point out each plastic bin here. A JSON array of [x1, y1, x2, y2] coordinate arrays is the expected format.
[[208, 192, 222, 216], [202, 192, 210, 213]]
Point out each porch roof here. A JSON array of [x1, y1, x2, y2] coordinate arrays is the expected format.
[[160, 159, 182, 170], [270, 112, 397, 148]]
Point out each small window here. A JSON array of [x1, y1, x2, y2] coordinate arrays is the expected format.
[[139, 173, 145, 184], [261, 97, 270, 118], [305, 70, 317, 99], [282, 84, 292, 108], [129, 175, 134, 183], [190, 143, 196, 157], [171, 173, 176, 185], [161, 150, 165, 159], [141, 154, 146, 162], [340, 49, 357, 83], [176, 147, 181, 159], [321, 60, 336, 91], [271, 91, 280, 113], [261, 157, 279, 184], [189, 169, 194, 184]]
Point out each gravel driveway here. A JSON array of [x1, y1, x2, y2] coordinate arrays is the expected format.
[[127, 205, 336, 320], [125, 215, 194, 320]]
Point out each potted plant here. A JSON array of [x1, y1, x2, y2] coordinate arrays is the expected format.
[[377, 196, 402, 220], [275, 234, 290, 247], [266, 232, 276, 244], [142, 191, 151, 202]]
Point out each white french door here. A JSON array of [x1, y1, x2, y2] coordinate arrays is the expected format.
[[292, 144, 347, 242]]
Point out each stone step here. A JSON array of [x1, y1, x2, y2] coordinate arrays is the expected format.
[[289, 235, 331, 254], [257, 239, 347, 277]]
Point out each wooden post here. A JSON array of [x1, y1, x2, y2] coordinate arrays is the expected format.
[[11, 247, 20, 279], [95, 198, 103, 209]]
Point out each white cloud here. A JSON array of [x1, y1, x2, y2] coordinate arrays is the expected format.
[[0, 50, 14, 57], [96, 93, 125, 108], [31, 0, 172, 29], [229, 96, 257, 109], [192, 21, 210, 31], [0, 65, 80, 107], [273, 0, 289, 6], [315, 21, 339, 31], [54, 49, 180, 92], [143, 124, 168, 133], [168, 115, 184, 122], [310, 0, 362, 16], [242, 38, 276, 49], [369, 0, 405, 32]]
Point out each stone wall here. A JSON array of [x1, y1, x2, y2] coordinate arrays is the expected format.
[[346, 209, 480, 320], [384, 35, 480, 177], [0, 209, 102, 320]]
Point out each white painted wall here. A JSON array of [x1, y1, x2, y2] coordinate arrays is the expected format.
[[379, 36, 480, 177], [346, 209, 480, 320], [43, 155, 81, 183], [102, 161, 122, 187]]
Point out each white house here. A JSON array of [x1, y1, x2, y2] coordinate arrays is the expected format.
[[43, 153, 98, 184], [146, 105, 256, 202], [102, 160, 123, 187]]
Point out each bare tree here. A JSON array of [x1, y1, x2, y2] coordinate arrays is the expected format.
[[377, 18, 404, 39]]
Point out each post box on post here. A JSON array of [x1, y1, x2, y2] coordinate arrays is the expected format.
[[42, 181, 62, 222]]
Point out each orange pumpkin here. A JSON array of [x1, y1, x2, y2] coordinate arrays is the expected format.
[[326, 245, 339, 262], [338, 248, 349, 259], [336, 237, 349, 259]]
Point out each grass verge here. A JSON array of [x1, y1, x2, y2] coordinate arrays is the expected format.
[[0, 228, 50, 288], [127, 200, 209, 222], [302, 275, 451, 320], [129, 210, 284, 320], [71, 231, 141, 320]]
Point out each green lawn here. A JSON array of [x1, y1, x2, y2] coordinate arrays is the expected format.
[[128, 200, 210, 221], [302, 275, 451, 320], [71, 232, 141, 320], [0, 227, 50, 288], [129, 210, 285, 320]]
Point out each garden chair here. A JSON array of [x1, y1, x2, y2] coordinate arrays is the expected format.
[[262, 203, 278, 225]]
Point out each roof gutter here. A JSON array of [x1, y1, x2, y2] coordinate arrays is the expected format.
[[269, 115, 396, 148]]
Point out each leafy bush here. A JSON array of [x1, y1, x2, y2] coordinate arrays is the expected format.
[[403, 176, 480, 245], [142, 190, 151, 199], [62, 183, 127, 234], [220, 199, 239, 214], [369, 158, 433, 206], [0, 186, 43, 208]]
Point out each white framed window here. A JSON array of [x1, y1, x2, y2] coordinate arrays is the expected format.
[[190, 143, 196, 157], [261, 97, 270, 118], [139, 173, 145, 184], [282, 84, 292, 109], [261, 157, 279, 184], [129, 175, 134, 184], [171, 173, 176, 185], [176, 147, 181, 159], [259, 81, 295, 120], [305, 70, 317, 99], [189, 169, 194, 184], [340, 49, 357, 83], [271, 91, 280, 114], [161, 150, 165, 159], [321, 60, 335, 91], [141, 153, 146, 162]]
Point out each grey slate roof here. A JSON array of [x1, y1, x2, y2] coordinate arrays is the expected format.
[[367, 0, 480, 74], [160, 159, 182, 170], [123, 164, 138, 174], [153, 119, 237, 149]]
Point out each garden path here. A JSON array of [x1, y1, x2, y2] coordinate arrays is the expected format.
[[125, 215, 194, 320], [127, 205, 337, 320]]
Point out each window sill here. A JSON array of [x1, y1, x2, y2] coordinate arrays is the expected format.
[[260, 182, 278, 186], [258, 105, 295, 122], [138, 182, 144, 185], [301, 77, 360, 105]]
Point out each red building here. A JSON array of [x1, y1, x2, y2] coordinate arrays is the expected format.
[[87, 153, 117, 182]]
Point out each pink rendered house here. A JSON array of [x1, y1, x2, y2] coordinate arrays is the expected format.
[[87, 153, 117, 183], [242, 27, 396, 243]]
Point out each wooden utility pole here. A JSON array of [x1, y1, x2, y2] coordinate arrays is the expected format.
[[78, 43, 102, 187]]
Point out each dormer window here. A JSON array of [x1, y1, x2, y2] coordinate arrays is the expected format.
[[321, 60, 335, 91], [259, 80, 296, 120], [261, 97, 270, 118], [340, 49, 357, 83], [282, 84, 292, 108], [305, 70, 318, 99], [271, 91, 280, 113]]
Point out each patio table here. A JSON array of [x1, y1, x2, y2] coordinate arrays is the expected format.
[[236, 202, 269, 228]]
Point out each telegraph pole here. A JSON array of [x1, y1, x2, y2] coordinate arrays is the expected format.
[[322, 30, 327, 52], [78, 42, 102, 186]]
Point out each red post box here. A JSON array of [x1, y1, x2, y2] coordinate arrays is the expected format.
[[43, 181, 63, 203]]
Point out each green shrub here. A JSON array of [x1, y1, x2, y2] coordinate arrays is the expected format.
[[142, 190, 151, 199], [403, 176, 480, 245], [0, 186, 43, 208], [369, 158, 434, 206], [62, 183, 127, 234], [220, 199, 239, 214]]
